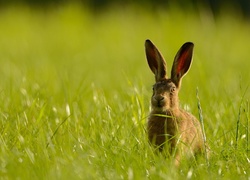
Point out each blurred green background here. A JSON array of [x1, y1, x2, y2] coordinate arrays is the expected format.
[[1, 0, 250, 17], [0, 0, 249, 179]]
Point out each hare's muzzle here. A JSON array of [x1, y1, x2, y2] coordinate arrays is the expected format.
[[152, 95, 165, 108]]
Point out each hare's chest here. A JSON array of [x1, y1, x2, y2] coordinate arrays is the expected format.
[[147, 116, 178, 148]]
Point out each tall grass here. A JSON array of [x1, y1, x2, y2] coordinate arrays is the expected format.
[[0, 3, 249, 179]]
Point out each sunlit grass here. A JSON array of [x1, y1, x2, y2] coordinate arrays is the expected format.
[[0, 3, 249, 179]]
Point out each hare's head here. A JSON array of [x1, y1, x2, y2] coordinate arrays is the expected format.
[[145, 40, 194, 112]]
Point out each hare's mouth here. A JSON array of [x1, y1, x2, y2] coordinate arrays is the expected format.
[[152, 100, 165, 108], [157, 101, 164, 108]]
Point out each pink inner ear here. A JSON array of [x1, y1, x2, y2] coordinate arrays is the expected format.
[[149, 48, 156, 60], [177, 51, 189, 74], [146, 47, 158, 72]]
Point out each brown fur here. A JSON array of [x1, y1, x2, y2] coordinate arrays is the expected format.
[[145, 40, 206, 166]]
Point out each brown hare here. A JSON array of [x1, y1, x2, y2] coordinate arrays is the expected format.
[[145, 39, 205, 166]]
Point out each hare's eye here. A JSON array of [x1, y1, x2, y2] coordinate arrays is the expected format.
[[170, 87, 176, 93]]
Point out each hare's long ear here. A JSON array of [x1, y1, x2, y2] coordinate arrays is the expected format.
[[171, 42, 194, 88], [145, 39, 167, 82]]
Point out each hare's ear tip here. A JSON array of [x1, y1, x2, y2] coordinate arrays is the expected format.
[[184, 42, 194, 47], [145, 39, 153, 47], [145, 39, 150, 44]]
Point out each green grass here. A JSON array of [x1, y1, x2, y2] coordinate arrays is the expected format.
[[0, 3, 249, 179]]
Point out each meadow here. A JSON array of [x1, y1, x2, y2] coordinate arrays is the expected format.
[[0, 3, 249, 179]]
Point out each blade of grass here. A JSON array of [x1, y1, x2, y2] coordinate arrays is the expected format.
[[235, 85, 249, 149], [196, 87, 209, 167], [246, 100, 249, 154], [46, 115, 71, 148]]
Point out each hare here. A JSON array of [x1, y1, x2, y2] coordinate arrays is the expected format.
[[145, 39, 205, 166]]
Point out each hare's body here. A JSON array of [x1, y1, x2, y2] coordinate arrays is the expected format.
[[148, 108, 203, 164], [145, 40, 205, 166]]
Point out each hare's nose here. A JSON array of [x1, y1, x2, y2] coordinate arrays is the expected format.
[[154, 95, 164, 102]]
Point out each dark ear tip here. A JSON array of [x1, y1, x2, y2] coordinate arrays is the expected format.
[[184, 42, 194, 48], [145, 39, 154, 48]]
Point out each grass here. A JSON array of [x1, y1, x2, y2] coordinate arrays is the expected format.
[[0, 3, 249, 179]]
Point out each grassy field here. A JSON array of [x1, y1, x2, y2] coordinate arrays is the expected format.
[[0, 3, 249, 179]]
